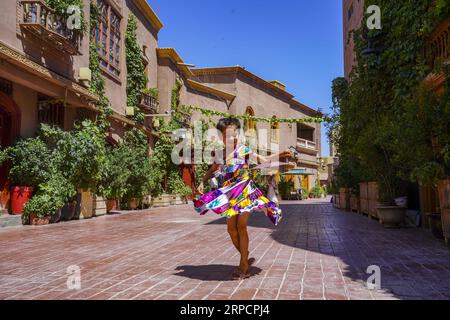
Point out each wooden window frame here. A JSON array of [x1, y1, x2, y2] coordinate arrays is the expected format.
[[95, 0, 121, 80], [37, 96, 65, 129]]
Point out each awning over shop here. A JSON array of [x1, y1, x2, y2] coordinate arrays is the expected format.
[[282, 168, 315, 176]]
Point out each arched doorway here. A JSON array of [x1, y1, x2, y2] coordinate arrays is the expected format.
[[0, 92, 21, 206]]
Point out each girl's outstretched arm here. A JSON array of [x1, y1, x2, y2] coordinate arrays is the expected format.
[[197, 163, 220, 194]]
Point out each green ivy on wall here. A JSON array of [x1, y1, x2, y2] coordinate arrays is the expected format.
[[88, 1, 112, 132], [125, 14, 147, 124], [182, 105, 324, 124], [328, 0, 450, 203]]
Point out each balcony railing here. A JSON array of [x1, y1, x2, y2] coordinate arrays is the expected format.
[[427, 18, 449, 70], [424, 17, 449, 93], [297, 137, 317, 150], [19, 0, 79, 55], [139, 93, 159, 114]]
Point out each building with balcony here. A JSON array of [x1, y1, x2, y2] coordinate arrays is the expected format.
[[0, 0, 323, 206]]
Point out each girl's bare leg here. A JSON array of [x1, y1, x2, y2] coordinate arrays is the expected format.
[[227, 215, 240, 253], [237, 212, 251, 273]]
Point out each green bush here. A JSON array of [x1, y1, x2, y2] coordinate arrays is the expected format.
[[98, 146, 129, 200], [167, 170, 192, 197], [22, 175, 75, 224], [278, 176, 293, 200], [120, 129, 156, 201], [6, 138, 53, 187], [49, 120, 106, 191]]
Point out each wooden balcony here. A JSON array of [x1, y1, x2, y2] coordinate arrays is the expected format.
[[297, 137, 318, 152], [424, 17, 449, 94], [19, 0, 80, 55], [139, 93, 159, 114]]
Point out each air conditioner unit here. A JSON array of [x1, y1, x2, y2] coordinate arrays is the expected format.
[[126, 107, 135, 116], [78, 67, 92, 87]]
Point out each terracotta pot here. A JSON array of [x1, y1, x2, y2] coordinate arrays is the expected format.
[[106, 199, 118, 213], [376, 205, 406, 228], [30, 213, 50, 226], [11, 186, 33, 215], [128, 198, 139, 210]]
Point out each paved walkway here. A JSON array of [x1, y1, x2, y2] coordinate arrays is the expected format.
[[0, 197, 449, 300]]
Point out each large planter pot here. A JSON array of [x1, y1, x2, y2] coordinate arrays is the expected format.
[[367, 182, 380, 219], [441, 208, 450, 246], [171, 195, 185, 205], [78, 189, 94, 219], [359, 182, 369, 215], [376, 205, 406, 228], [128, 198, 140, 210], [0, 189, 10, 213], [339, 188, 350, 211], [427, 213, 444, 239], [152, 194, 170, 207], [50, 208, 62, 224], [106, 199, 118, 213], [142, 195, 152, 208], [60, 201, 77, 221], [437, 180, 450, 209], [10, 186, 33, 215], [333, 194, 340, 208], [93, 195, 107, 216], [350, 195, 360, 213], [437, 180, 450, 245], [30, 213, 50, 226]]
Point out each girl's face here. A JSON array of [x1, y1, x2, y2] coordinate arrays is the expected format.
[[222, 125, 239, 145]]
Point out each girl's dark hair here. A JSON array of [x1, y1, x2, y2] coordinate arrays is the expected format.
[[216, 118, 241, 132]]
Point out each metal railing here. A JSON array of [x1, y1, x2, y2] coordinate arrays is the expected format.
[[428, 17, 450, 69], [297, 137, 317, 150], [139, 93, 159, 114], [19, 0, 79, 53]]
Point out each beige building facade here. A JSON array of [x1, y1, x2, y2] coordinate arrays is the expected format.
[[0, 0, 323, 201]]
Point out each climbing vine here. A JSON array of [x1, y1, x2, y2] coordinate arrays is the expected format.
[[125, 14, 147, 124], [88, 1, 112, 132], [329, 0, 450, 203]]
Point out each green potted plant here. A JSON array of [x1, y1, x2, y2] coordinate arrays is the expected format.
[[278, 176, 293, 200], [23, 194, 62, 226], [54, 121, 106, 219], [6, 138, 52, 215], [120, 129, 154, 210], [167, 170, 193, 205], [22, 174, 73, 226], [99, 146, 130, 213], [375, 167, 407, 228]]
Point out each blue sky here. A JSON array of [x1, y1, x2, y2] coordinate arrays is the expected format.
[[148, 0, 344, 157]]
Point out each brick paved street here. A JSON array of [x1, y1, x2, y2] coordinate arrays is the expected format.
[[0, 197, 449, 300]]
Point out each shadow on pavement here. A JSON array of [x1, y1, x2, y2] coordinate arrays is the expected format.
[[174, 264, 262, 282], [199, 201, 450, 300]]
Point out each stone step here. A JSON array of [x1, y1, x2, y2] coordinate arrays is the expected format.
[[0, 213, 22, 228]]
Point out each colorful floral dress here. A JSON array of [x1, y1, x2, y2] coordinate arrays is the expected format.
[[194, 145, 282, 226]]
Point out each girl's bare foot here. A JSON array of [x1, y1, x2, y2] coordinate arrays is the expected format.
[[232, 256, 255, 280]]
